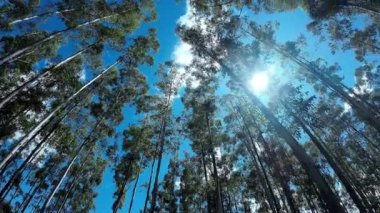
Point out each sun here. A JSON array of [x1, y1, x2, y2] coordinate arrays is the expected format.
[[248, 72, 269, 95]]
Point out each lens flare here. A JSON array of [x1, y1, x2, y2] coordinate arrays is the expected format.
[[248, 72, 269, 95]]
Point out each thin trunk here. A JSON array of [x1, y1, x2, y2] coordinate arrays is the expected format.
[[0, 104, 72, 202], [251, 120, 299, 213], [57, 181, 77, 213], [203, 50, 345, 212], [9, 9, 76, 25], [0, 42, 96, 109], [200, 140, 212, 213], [21, 180, 43, 213], [0, 14, 113, 65], [234, 105, 281, 213], [143, 158, 156, 213], [338, 3, 380, 16], [150, 82, 174, 213], [41, 115, 102, 211], [273, 162, 299, 213], [345, 121, 380, 154], [128, 173, 140, 213], [285, 105, 373, 212], [18, 183, 35, 211], [112, 162, 132, 213], [41, 144, 83, 211], [304, 192, 316, 213], [205, 112, 223, 213], [149, 123, 166, 213], [0, 61, 118, 171]]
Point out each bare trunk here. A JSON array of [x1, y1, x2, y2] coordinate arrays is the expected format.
[[233, 105, 281, 213], [0, 14, 112, 65], [9, 9, 76, 25], [112, 162, 132, 213], [57, 181, 77, 213], [205, 112, 224, 213], [0, 102, 74, 202], [285, 106, 373, 212], [128, 173, 140, 213], [0, 42, 95, 109], [149, 123, 166, 213], [143, 158, 156, 213], [41, 116, 102, 211], [0, 61, 118, 171]]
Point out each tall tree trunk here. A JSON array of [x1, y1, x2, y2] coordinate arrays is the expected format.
[[20, 180, 43, 213], [205, 112, 224, 213], [0, 61, 118, 171], [233, 105, 281, 213], [41, 144, 83, 211], [128, 173, 140, 213], [200, 140, 212, 213], [41, 116, 102, 211], [112, 161, 132, 213], [0, 102, 76, 201], [0, 42, 96, 109], [203, 50, 345, 212], [0, 14, 113, 65], [338, 2, 380, 16], [149, 122, 167, 213], [9, 8, 76, 26], [143, 158, 156, 213], [57, 181, 77, 213], [284, 105, 373, 212]]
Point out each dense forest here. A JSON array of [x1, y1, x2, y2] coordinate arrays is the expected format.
[[0, 0, 379, 212]]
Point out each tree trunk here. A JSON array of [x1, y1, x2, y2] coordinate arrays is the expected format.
[[234, 105, 281, 213], [200, 140, 212, 213], [285, 105, 373, 212], [0, 103, 72, 202], [149, 122, 167, 213], [41, 144, 83, 211], [57, 181, 77, 213], [9, 9, 76, 26], [0, 61, 118, 171], [205, 112, 224, 213], [112, 161, 132, 213], [20, 180, 43, 213], [247, 114, 299, 213], [0, 14, 113, 65], [128, 173, 140, 213], [338, 3, 380, 16], [41, 116, 102, 211], [0, 42, 96, 109], [143, 158, 156, 213], [203, 51, 345, 212]]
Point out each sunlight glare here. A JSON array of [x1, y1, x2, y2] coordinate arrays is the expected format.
[[249, 72, 269, 95]]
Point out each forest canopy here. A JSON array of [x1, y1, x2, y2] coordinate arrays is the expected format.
[[0, 0, 379, 212]]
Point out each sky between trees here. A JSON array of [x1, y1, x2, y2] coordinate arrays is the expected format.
[[0, 0, 379, 212]]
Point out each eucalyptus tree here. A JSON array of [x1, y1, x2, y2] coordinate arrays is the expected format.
[[178, 154, 207, 212], [147, 63, 182, 213], [0, 0, 156, 66], [156, 158, 179, 212], [177, 10, 346, 212], [112, 124, 153, 213], [0, 30, 158, 173]]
